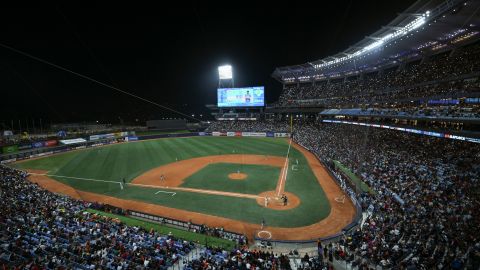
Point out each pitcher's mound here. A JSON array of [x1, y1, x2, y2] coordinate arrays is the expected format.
[[256, 191, 301, 210], [228, 172, 248, 180]]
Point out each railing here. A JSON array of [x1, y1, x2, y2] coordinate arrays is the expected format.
[[128, 210, 245, 244], [273, 72, 480, 108]]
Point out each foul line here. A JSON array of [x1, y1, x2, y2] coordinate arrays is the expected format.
[[129, 183, 261, 199], [27, 172, 260, 199], [28, 173, 123, 189], [276, 138, 292, 197]]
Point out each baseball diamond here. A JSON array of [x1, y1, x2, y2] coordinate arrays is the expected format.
[[13, 136, 356, 240]]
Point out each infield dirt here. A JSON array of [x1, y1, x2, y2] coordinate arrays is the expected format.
[[25, 142, 356, 241]]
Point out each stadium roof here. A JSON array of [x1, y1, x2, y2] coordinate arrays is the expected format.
[[272, 0, 480, 83]]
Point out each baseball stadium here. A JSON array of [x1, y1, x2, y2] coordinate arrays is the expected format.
[[1, 1, 480, 269]]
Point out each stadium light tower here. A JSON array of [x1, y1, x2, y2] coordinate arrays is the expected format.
[[218, 65, 234, 88]]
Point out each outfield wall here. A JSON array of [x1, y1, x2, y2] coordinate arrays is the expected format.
[[1, 131, 290, 164], [128, 210, 245, 246], [0, 139, 117, 164]]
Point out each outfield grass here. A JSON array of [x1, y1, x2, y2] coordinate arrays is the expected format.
[[14, 137, 331, 227], [85, 209, 236, 249], [181, 163, 279, 194]]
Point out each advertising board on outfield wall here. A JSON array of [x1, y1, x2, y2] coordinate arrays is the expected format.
[[2, 145, 18, 154], [89, 132, 130, 141], [32, 142, 43, 148], [60, 138, 87, 145], [44, 140, 58, 147], [274, 133, 290, 138], [125, 136, 138, 142], [18, 144, 33, 150], [210, 131, 290, 138], [29, 151, 54, 159], [241, 132, 266, 137], [90, 133, 115, 141]]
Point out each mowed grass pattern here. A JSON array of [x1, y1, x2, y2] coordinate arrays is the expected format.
[[181, 163, 280, 194], [14, 137, 331, 227]]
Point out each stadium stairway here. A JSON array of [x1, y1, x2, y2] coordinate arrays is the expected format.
[[169, 246, 203, 270]]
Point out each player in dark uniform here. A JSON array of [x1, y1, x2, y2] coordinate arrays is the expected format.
[[245, 90, 251, 103]]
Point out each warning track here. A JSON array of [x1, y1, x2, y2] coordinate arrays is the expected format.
[[25, 142, 356, 241]]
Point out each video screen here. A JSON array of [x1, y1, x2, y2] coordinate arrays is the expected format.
[[217, 87, 265, 107]]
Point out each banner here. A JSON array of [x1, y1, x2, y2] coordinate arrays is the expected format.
[[32, 142, 44, 148], [44, 140, 58, 147], [90, 133, 115, 141], [125, 136, 138, 141], [241, 132, 266, 137], [60, 138, 87, 145], [18, 144, 33, 150], [2, 145, 18, 154], [29, 151, 54, 159], [209, 131, 289, 138], [274, 133, 290, 138]]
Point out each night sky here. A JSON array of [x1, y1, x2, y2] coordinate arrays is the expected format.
[[0, 1, 415, 126]]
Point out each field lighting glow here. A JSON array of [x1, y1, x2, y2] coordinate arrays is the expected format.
[[218, 65, 233, 79], [312, 11, 430, 70]]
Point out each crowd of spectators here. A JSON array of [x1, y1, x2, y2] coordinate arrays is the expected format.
[[277, 43, 480, 107], [0, 165, 197, 269], [187, 223, 247, 245], [183, 246, 292, 270], [206, 120, 289, 132], [0, 164, 290, 269], [292, 121, 480, 269]]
